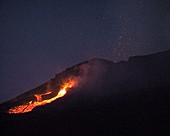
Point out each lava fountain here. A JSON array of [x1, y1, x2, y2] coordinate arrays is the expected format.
[[8, 78, 78, 114]]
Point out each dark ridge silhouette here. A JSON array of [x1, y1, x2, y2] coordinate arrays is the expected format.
[[0, 50, 170, 136]]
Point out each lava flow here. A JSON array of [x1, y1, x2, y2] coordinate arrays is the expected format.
[[8, 78, 77, 114]]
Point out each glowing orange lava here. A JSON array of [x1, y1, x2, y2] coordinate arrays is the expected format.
[[8, 79, 76, 114]]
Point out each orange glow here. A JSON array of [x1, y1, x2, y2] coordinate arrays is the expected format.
[[8, 78, 77, 114]]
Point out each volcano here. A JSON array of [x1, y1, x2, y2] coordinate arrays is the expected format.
[[0, 50, 170, 136]]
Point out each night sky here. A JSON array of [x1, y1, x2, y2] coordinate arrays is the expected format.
[[0, 0, 170, 103]]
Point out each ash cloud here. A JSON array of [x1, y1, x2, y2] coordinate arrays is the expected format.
[[74, 59, 109, 93]]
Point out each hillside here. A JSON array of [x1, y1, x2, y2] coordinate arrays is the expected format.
[[0, 50, 170, 135]]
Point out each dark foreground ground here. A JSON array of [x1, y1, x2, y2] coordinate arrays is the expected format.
[[1, 86, 170, 136]]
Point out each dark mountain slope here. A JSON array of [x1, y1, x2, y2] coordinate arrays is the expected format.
[[0, 50, 170, 136]]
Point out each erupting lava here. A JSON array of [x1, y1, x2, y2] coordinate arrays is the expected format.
[[8, 78, 77, 114]]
